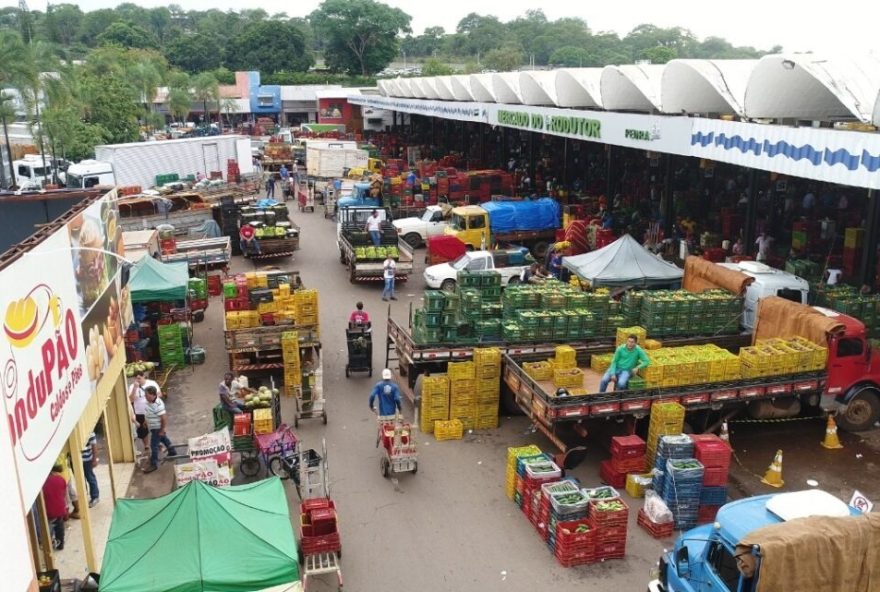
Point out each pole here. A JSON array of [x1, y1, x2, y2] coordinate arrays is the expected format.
[[528, 131, 535, 190], [860, 189, 878, 288], [562, 138, 568, 188], [69, 429, 97, 572], [605, 146, 614, 204], [663, 154, 674, 237], [743, 169, 758, 252]]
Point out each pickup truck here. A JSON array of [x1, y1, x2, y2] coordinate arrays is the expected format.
[[423, 249, 533, 292], [445, 198, 561, 258], [337, 206, 414, 283], [649, 490, 871, 592], [393, 204, 452, 248]]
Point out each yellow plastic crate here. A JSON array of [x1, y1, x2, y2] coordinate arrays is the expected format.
[[644, 339, 663, 350], [643, 365, 663, 382], [523, 361, 553, 381], [434, 419, 464, 441], [448, 361, 476, 380], [554, 345, 577, 369], [626, 472, 653, 498], [473, 347, 502, 367], [553, 368, 584, 389], [475, 416, 500, 430], [590, 354, 613, 373], [422, 375, 450, 396]]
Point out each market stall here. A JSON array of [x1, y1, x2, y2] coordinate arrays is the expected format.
[[563, 234, 684, 289], [99, 478, 301, 592]]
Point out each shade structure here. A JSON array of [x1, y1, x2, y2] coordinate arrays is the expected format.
[[100, 478, 300, 592], [562, 234, 683, 288], [128, 255, 189, 303]]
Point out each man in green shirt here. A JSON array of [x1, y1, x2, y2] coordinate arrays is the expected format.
[[599, 334, 650, 392]]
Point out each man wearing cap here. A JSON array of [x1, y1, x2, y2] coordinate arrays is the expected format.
[[369, 369, 403, 417]]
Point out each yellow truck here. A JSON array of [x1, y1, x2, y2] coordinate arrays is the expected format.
[[443, 198, 561, 258]]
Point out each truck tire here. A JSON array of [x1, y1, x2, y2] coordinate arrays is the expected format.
[[837, 388, 880, 432], [507, 276, 520, 286], [441, 279, 457, 293], [404, 233, 422, 248]]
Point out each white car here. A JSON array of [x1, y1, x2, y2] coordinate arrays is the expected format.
[[423, 250, 532, 292], [393, 205, 450, 248]]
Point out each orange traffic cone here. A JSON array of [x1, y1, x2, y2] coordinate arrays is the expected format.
[[761, 449, 785, 488], [820, 415, 843, 449], [719, 421, 730, 443]]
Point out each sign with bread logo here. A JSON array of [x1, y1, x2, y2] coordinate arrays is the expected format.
[[1, 230, 91, 505]]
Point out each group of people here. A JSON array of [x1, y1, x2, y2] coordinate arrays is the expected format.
[[263, 163, 301, 200], [129, 371, 178, 474]]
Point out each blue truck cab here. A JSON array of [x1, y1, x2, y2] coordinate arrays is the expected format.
[[336, 182, 381, 209], [649, 490, 860, 592]]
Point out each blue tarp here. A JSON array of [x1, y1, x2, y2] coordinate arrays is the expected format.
[[483, 198, 560, 233]]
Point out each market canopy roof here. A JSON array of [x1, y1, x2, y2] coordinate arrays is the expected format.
[[562, 234, 683, 288], [100, 479, 300, 592], [662, 59, 754, 116], [128, 255, 189, 303]]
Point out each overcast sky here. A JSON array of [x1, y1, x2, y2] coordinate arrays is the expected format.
[[9, 0, 880, 55]]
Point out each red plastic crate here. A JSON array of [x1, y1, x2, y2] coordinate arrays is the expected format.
[[301, 498, 334, 513], [611, 435, 646, 459], [610, 455, 646, 473], [594, 523, 627, 543], [599, 459, 628, 488], [703, 466, 730, 486], [698, 505, 721, 524], [637, 508, 674, 539], [555, 548, 597, 567], [595, 541, 626, 560], [588, 498, 629, 527], [300, 532, 341, 555], [691, 435, 732, 468], [555, 519, 595, 547]]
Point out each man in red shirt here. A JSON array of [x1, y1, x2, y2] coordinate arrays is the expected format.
[[239, 223, 261, 257], [349, 301, 370, 327], [43, 465, 69, 550]]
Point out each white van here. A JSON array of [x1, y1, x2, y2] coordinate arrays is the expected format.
[[65, 159, 115, 189], [719, 260, 810, 332]]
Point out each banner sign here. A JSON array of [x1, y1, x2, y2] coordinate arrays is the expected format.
[[188, 429, 232, 468], [1, 191, 127, 506], [348, 95, 485, 124], [175, 459, 232, 488]]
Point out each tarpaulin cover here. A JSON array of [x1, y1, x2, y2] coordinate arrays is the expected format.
[[128, 256, 189, 303], [752, 296, 845, 346], [482, 198, 560, 233], [683, 256, 754, 295], [740, 513, 880, 592], [427, 235, 467, 261], [100, 478, 300, 592], [562, 234, 683, 288]]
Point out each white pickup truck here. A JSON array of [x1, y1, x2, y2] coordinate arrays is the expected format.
[[393, 204, 451, 248], [423, 249, 533, 292]]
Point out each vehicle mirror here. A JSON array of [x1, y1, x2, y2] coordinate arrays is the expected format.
[[675, 546, 690, 578]]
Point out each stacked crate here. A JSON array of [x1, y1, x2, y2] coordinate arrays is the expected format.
[[448, 361, 477, 430], [253, 408, 273, 435], [652, 434, 695, 497], [520, 457, 563, 522], [473, 348, 501, 429], [506, 445, 543, 500], [662, 459, 704, 530], [646, 402, 686, 468], [601, 435, 647, 489], [419, 374, 450, 433], [587, 495, 629, 560], [690, 434, 733, 523], [545, 484, 590, 551], [281, 331, 301, 396], [433, 419, 463, 441], [514, 453, 553, 508], [158, 323, 185, 368], [294, 289, 319, 328]]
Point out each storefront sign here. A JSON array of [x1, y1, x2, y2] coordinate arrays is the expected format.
[[1, 192, 126, 506], [188, 429, 232, 467], [689, 119, 880, 190], [175, 459, 232, 488], [625, 126, 661, 141], [348, 95, 486, 124]]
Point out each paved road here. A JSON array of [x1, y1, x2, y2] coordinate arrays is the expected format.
[[126, 197, 880, 591]]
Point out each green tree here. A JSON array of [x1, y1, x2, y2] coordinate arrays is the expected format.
[[454, 13, 505, 56], [421, 58, 453, 76], [310, 0, 412, 75], [549, 46, 592, 67], [638, 46, 677, 64], [166, 70, 192, 124], [226, 20, 312, 73], [44, 4, 84, 47], [128, 61, 163, 130], [192, 71, 219, 123], [79, 69, 140, 143], [77, 9, 119, 46], [0, 30, 27, 186], [166, 32, 224, 73], [484, 46, 523, 72], [97, 21, 158, 50], [624, 24, 695, 61]]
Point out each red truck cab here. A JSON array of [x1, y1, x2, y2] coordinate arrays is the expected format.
[[823, 311, 880, 431]]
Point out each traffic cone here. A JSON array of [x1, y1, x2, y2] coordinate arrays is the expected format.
[[761, 449, 785, 488], [719, 421, 730, 443], [820, 415, 843, 449]]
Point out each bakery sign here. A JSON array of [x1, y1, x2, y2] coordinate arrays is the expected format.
[[1, 229, 93, 505]]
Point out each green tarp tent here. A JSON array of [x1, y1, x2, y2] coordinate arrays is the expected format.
[[128, 256, 189, 303], [100, 478, 301, 592]]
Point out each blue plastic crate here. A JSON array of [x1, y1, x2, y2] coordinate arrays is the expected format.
[[700, 486, 728, 506]]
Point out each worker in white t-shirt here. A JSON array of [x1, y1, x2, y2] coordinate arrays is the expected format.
[[365, 210, 382, 246], [382, 255, 397, 301], [755, 232, 773, 263], [129, 371, 162, 452]]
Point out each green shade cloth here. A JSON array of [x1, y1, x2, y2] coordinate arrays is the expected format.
[[100, 478, 300, 592], [129, 256, 189, 303]]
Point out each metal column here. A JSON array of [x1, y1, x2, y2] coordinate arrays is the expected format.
[[743, 169, 758, 250], [663, 155, 674, 237], [605, 146, 614, 204], [860, 189, 878, 288]]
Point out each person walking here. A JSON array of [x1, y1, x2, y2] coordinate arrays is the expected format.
[[365, 210, 383, 247], [143, 386, 178, 473], [369, 369, 403, 417], [129, 371, 160, 456], [265, 171, 276, 199], [81, 431, 99, 507], [599, 334, 650, 392], [42, 465, 69, 550], [381, 254, 397, 301]]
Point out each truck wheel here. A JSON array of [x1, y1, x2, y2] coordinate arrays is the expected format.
[[507, 276, 520, 286], [404, 233, 422, 248], [838, 388, 880, 432], [441, 279, 456, 293], [531, 241, 550, 260]]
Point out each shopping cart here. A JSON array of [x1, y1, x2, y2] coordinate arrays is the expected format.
[[344, 324, 372, 377], [376, 415, 418, 477]]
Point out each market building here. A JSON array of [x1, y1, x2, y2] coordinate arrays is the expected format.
[[0, 189, 136, 589]]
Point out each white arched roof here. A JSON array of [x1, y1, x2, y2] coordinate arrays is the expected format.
[[555, 68, 603, 108], [395, 78, 413, 98], [519, 71, 558, 106], [434, 76, 456, 100], [412, 78, 431, 99], [662, 59, 755, 116], [745, 54, 880, 122], [600, 64, 664, 112], [874, 91, 880, 127], [450, 75, 475, 101], [377, 79, 391, 96], [492, 72, 523, 104], [421, 78, 442, 100], [469, 74, 496, 102]]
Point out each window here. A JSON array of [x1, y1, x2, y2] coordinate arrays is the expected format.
[[838, 338, 864, 358], [468, 215, 486, 230], [430, 211, 443, 222], [84, 177, 99, 188], [466, 257, 487, 271], [707, 542, 740, 592], [449, 214, 466, 231], [18, 165, 30, 177], [776, 288, 804, 304], [257, 95, 274, 107]]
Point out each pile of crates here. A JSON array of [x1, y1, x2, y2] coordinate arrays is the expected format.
[[506, 445, 543, 500], [412, 290, 461, 344], [652, 434, 695, 495], [158, 322, 185, 368], [600, 435, 647, 489], [662, 458, 705, 530], [646, 402, 686, 468], [644, 344, 741, 388], [448, 361, 477, 430], [631, 289, 742, 337], [741, 337, 827, 378], [814, 284, 880, 337], [223, 272, 319, 331], [474, 348, 501, 429], [691, 434, 733, 524], [587, 494, 629, 561], [419, 375, 450, 434], [282, 331, 301, 397]]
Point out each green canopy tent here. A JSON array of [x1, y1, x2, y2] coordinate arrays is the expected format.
[[128, 256, 189, 303], [100, 478, 301, 592]]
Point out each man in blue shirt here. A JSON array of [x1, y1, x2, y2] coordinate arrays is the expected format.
[[369, 369, 403, 416], [279, 164, 289, 182]]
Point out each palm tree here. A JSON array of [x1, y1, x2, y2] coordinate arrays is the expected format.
[[166, 70, 191, 125], [192, 72, 219, 126], [129, 61, 163, 132], [220, 96, 238, 130], [19, 40, 60, 186], [0, 30, 27, 186]]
